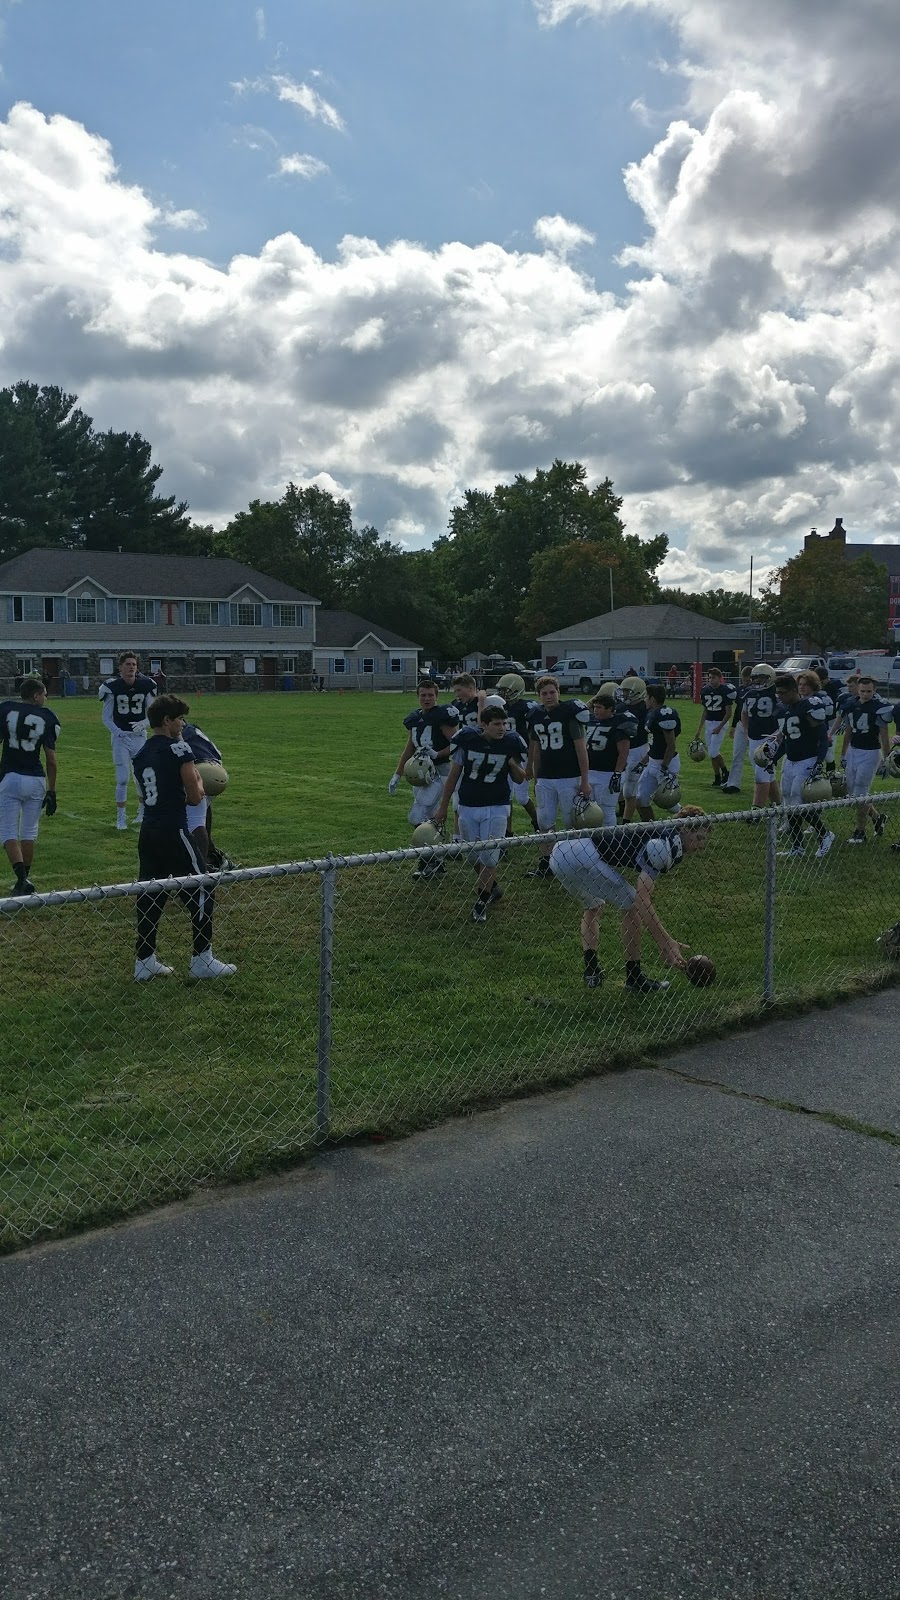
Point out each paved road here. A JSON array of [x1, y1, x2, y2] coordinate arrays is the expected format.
[[3, 995, 900, 1600]]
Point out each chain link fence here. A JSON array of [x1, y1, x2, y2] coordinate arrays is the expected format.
[[2, 795, 900, 1250]]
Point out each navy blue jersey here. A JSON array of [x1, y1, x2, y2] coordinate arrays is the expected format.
[[743, 686, 780, 741], [451, 695, 481, 730], [625, 701, 648, 749], [403, 703, 460, 763], [700, 682, 737, 724], [646, 704, 681, 760], [133, 734, 196, 831], [452, 728, 526, 806], [182, 721, 224, 765], [836, 689, 858, 722], [776, 697, 828, 762], [504, 698, 539, 742], [815, 685, 836, 723], [731, 685, 750, 728], [592, 825, 684, 882], [526, 698, 590, 779], [844, 696, 892, 750], [99, 673, 157, 732], [0, 700, 60, 778], [584, 711, 636, 773]]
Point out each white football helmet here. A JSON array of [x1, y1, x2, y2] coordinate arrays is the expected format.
[[752, 741, 775, 768], [801, 772, 832, 803], [621, 676, 647, 705], [571, 793, 607, 828], [689, 738, 707, 763], [411, 820, 445, 847], [653, 773, 682, 810], [404, 750, 438, 787], [750, 662, 777, 682]]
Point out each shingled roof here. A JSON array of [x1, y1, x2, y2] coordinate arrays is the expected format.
[[0, 547, 320, 604], [539, 604, 752, 642], [314, 609, 420, 650]]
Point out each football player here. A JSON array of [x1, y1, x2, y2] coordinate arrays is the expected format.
[[182, 720, 236, 871], [98, 651, 157, 830], [741, 663, 782, 810], [770, 674, 834, 859], [496, 673, 541, 835], [812, 666, 838, 772], [619, 678, 651, 823], [721, 666, 753, 794], [524, 675, 591, 879], [549, 806, 710, 993], [132, 695, 236, 980], [696, 668, 737, 788], [449, 673, 483, 729], [635, 684, 681, 820], [0, 675, 60, 897], [433, 706, 527, 921], [584, 691, 635, 826], [389, 680, 460, 877], [838, 675, 891, 843]]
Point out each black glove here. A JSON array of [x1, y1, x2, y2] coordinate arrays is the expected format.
[[609, 772, 622, 793], [42, 790, 57, 816]]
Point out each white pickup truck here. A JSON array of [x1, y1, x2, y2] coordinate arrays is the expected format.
[[550, 658, 604, 692]]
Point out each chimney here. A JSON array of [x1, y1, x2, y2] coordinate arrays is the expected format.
[[828, 517, 846, 543]]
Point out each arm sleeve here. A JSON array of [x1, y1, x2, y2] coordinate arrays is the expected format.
[[99, 687, 118, 735]]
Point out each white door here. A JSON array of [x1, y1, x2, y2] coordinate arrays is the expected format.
[[609, 649, 648, 677]]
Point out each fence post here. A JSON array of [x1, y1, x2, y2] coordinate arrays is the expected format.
[[763, 811, 777, 1006], [316, 858, 336, 1138]]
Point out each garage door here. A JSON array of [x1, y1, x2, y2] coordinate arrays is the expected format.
[[609, 649, 648, 677]]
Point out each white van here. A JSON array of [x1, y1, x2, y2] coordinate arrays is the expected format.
[[827, 652, 891, 687]]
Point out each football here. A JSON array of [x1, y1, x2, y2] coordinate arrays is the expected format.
[[196, 761, 229, 797], [686, 954, 716, 987]]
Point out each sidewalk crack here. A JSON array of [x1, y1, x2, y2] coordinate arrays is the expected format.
[[650, 1063, 900, 1150]]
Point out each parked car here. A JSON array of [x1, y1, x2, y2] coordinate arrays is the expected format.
[[478, 659, 537, 689], [550, 657, 604, 692], [826, 652, 892, 687], [776, 655, 828, 676]]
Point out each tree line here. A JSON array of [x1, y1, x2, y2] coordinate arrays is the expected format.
[[0, 381, 889, 656]]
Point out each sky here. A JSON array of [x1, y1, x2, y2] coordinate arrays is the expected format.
[[1, 0, 899, 591]]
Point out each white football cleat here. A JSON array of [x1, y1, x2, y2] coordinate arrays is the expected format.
[[815, 831, 835, 859], [116, 813, 128, 831], [134, 955, 175, 981], [189, 951, 237, 979]]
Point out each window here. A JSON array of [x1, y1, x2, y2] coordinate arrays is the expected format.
[[125, 599, 151, 625], [99, 656, 115, 676], [362, 657, 375, 674], [230, 602, 262, 627], [332, 657, 347, 674], [16, 656, 37, 677], [185, 601, 213, 626], [194, 657, 213, 676], [283, 656, 296, 673], [13, 596, 52, 623], [389, 657, 402, 674], [243, 657, 257, 674], [75, 597, 96, 623], [68, 657, 88, 676], [150, 659, 162, 674], [215, 658, 227, 675], [274, 604, 298, 627], [44, 597, 54, 622]]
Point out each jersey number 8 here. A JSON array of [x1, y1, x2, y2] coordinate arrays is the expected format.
[[141, 769, 159, 806]]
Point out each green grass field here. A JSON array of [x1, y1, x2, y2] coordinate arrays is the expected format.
[[2, 688, 899, 1250]]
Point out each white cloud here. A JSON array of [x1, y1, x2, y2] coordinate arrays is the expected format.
[[255, 7, 266, 41], [158, 206, 207, 231], [272, 74, 345, 133], [533, 214, 595, 257], [276, 152, 329, 181], [3, 28, 900, 593]]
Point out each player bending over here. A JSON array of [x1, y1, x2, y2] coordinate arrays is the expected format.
[[98, 651, 157, 830], [433, 706, 527, 922], [550, 806, 710, 994], [0, 675, 59, 898], [132, 695, 236, 981]]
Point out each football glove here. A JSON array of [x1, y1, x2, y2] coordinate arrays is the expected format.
[[42, 789, 57, 816], [388, 774, 401, 796], [609, 772, 621, 794]]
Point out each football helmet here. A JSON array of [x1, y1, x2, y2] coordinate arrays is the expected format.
[[750, 662, 777, 682], [644, 834, 683, 874], [571, 793, 607, 828], [620, 676, 647, 705], [411, 820, 445, 847], [887, 747, 900, 781], [496, 672, 526, 701], [653, 773, 682, 810], [801, 772, 832, 803], [404, 750, 438, 787], [752, 741, 775, 769], [829, 772, 849, 799], [597, 681, 620, 701], [689, 738, 707, 763]]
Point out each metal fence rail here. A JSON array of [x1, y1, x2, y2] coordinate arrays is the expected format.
[[2, 796, 899, 1250]]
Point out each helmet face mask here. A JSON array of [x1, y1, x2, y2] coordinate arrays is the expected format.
[[571, 793, 607, 828], [689, 738, 707, 763], [887, 747, 900, 781], [621, 676, 647, 705]]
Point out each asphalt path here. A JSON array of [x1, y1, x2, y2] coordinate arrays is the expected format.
[[3, 994, 900, 1600]]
